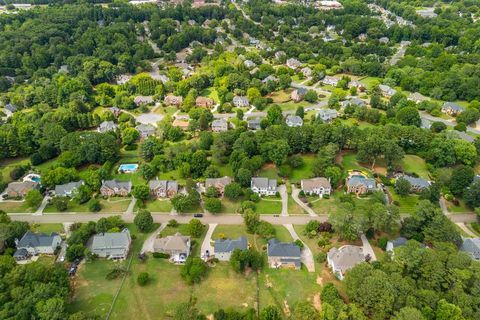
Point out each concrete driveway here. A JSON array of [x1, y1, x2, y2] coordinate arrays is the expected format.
[[141, 223, 166, 253], [360, 234, 377, 261], [284, 224, 315, 272], [201, 223, 217, 260], [291, 185, 317, 217], [135, 113, 164, 127], [278, 185, 288, 216]]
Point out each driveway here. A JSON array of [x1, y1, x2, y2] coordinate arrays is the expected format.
[[34, 196, 50, 215], [201, 223, 217, 260], [278, 185, 288, 216], [291, 185, 317, 217], [455, 223, 477, 237], [283, 224, 315, 272], [439, 197, 449, 215], [141, 223, 166, 253], [360, 234, 377, 261], [135, 112, 164, 127]]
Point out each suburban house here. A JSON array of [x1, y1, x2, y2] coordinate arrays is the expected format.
[[291, 88, 307, 102], [148, 179, 178, 198], [205, 176, 232, 196], [153, 233, 191, 263], [348, 80, 365, 91], [267, 239, 301, 270], [286, 58, 302, 69], [5, 181, 39, 198], [441, 102, 464, 116], [233, 96, 250, 108], [135, 124, 156, 138], [251, 177, 277, 196], [301, 177, 331, 198], [386, 237, 408, 254], [379, 36, 389, 44], [346, 173, 376, 195], [341, 97, 365, 109], [285, 115, 303, 127], [322, 76, 340, 86], [244, 60, 256, 69], [172, 119, 190, 130], [317, 109, 339, 122], [460, 237, 480, 260], [134, 95, 154, 106], [54, 180, 84, 197], [14, 231, 62, 260], [97, 121, 118, 133], [327, 245, 365, 280], [89, 229, 131, 260], [100, 180, 132, 197], [301, 67, 312, 77], [275, 51, 286, 60], [214, 236, 248, 261], [5, 103, 17, 114], [396, 175, 430, 192], [247, 118, 262, 130], [262, 75, 278, 84], [164, 95, 183, 106], [408, 92, 428, 104], [196, 96, 214, 108], [416, 8, 437, 18], [378, 84, 397, 98], [109, 107, 122, 117], [211, 118, 229, 132]]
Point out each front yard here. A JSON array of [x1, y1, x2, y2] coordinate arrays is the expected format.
[[254, 199, 282, 215], [0, 200, 37, 213]]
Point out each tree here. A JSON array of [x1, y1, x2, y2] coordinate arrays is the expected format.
[[260, 306, 282, 320], [296, 106, 305, 119], [328, 204, 361, 241], [181, 257, 208, 284], [290, 301, 320, 320], [456, 108, 480, 125], [435, 299, 464, 320], [304, 90, 318, 103], [190, 150, 209, 178], [395, 178, 411, 196], [393, 307, 425, 320], [265, 105, 283, 126], [449, 165, 474, 196], [261, 140, 290, 166], [66, 243, 86, 262], [88, 198, 101, 212], [224, 182, 243, 200], [134, 210, 154, 232], [431, 122, 447, 133], [25, 190, 43, 209], [137, 272, 149, 286], [243, 209, 260, 233], [121, 127, 139, 146], [187, 219, 204, 237], [132, 184, 150, 202], [51, 196, 69, 212], [396, 107, 421, 127], [464, 181, 480, 209], [204, 198, 221, 213]]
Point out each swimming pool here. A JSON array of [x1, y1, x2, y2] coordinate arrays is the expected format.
[[118, 164, 139, 173], [23, 174, 41, 183]]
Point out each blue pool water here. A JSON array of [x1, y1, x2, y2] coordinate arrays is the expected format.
[[31, 177, 41, 182], [118, 164, 138, 172]]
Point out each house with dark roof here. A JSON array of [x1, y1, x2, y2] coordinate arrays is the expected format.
[[267, 239, 301, 269], [5, 181, 39, 198], [89, 229, 131, 260], [247, 118, 262, 130], [341, 97, 365, 109], [148, 179, 178, 198], [205, 176, 232, 196], [97, 121, 118, 133], [54, 180, 84, 197], [327, 245, 365, 280], [301, 177, 331, 198], [14, 231, 62, 259], [441, 102, 464, 116], [386, 237, 408, 254], [396, 175, 430, 192], [251, 177, 277, 196], [135, 124, 156, 138], [214, 236, 248, 261], [346, 173, 376, 195], [285, 115, 303, 127], [100, 180, 132, 197], [460, 238, 480, 260]]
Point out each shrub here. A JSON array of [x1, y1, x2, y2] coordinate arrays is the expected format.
[[137, 272, 149, 286], [377, 237, 388, 250], [51, 196, 69, 212], [167, 219, 178, 227], [88, 198, 101, 212], [204, 197, 221, 213], [152, 252, 170, 259], [316, 252, 327, 263], [294, 239, 304, 249]]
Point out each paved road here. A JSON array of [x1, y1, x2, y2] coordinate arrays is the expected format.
[[135, 112, 163, 127], [420, 111, 480, 136], [201, 223, 217, 260], [291, 185, 317, 217], [278, 185, 288, 216], [141, 223, 166, 253], [456, 223, 477, 237], [360, 234, 377, 261], [284, 224, 315, 272], [291, 82, 332, 97]]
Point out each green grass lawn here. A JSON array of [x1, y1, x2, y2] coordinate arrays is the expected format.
[[446, 199, 473, 214], [0, 201, 37, 213], [401, 155, 430, 179], [359, 76, 382, 90], [258, 165, 280, 180], [0, 157, 30, 182], [254, 199, 282, 215], [220, 198, 241, 214], [44, 197, 131, 213], [341, 118, 376, 129], [34, 157, 63, 175], [288, 195, 306, 215], [136, 198, 172, 213], [388, 187, 419, 214], [30, 223, 64, 234], [341, 153, 365, 172], [290, 155, 315, 183], [309, 196, 339, 215]]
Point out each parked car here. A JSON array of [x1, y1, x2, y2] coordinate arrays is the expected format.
[[193, 213, 203, 218]]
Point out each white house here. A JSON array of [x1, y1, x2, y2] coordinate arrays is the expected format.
[[301, 177, 331, 198], [251, 177, 277, 196], [327, 245, 365, 280]]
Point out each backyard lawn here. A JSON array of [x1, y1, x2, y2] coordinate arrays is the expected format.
[[446, 199, 474, 214], [0, 157, 30, 182], [289, 154, 315, 183], [254, 199, 282, 215], [401, 155, 430, 179], [388, 187, 419, 214], [258, 164, 280, 180]]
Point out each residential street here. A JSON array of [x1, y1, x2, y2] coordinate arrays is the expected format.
[[420, 111, 480, 135], [284, 224, 315, 272], [291, 185, 317, 217]]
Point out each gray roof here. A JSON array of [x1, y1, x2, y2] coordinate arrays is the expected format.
[[205, 176, 232, 189], [262, 75, 278, 83], [328, 245, 365, 274], [91, 229, 131, 251], [101, 180, 132, 192], [212, 119, 228, 130], [399, 175, 430, 189], [233, 96, 249, 106], [214, 236, 248, 253], [295, 87, 307, 95], [285, 115, 303, 126], [460, 238, 480, 260], [442, 102, 464, 112], [317, 109, 338, 120], [247, 118, 262, 130], [379, 84, 396, 96], [251, 177, 277, 191], [98, 121, 118, 132], [13, 248, 28, 258], [6, 181, 39, 194], [54, 180, 84, 196], [17, 231, 60, 249], [347, 175, 376, 189], [389, 237, 408, 248], [134, 96, 154, 105], [267, 239, 301, 258], [135, 124, 156, 136], [4, 103, 17, 112], [148, 180, 178, 192]]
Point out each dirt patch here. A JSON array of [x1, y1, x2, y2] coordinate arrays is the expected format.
[[261, 163, 277, 170], [207, 315, 214, 320], [316, 276, 323, 286], [242, 303, 249, 308], [283, 300, 291, 317], [312, 294, 322, 311], [265, 275, 273, 288]]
